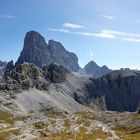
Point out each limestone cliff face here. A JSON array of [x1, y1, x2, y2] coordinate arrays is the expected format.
[[16, 31, 79, 72], [0, 62, 69, 91], [1, 62, 140, 112], [86, 69, 140, 112], [48, 40, 79, 71]]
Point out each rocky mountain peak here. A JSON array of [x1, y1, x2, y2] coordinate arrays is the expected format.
[[84, 60, 111, 77], [0, 60, 7, 78], [1, 62, 69, 91], [0, 60, 7, 67], [24, 31, 46, 47], [4, 60, 14, 76], [48, 39, 64, 49], [85, 61, 100, 71], [101, 65, 108, 69], [16, 31, 79, 71]]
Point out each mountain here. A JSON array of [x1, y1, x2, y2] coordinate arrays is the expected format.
[[16, 31, 79, 72], [0, 62, 89, 112], [1, 31, 140, 139], [1, 62, 140, 112], [86, 69, 140, 112], [0, 60, 7, 78], [0, 61, 6, 66], [0, 63, 140, 139], [84, 61, 111, 77]]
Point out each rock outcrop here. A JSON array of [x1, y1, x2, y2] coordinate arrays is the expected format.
[[0, 60, 7, 78], [86, 69, 140, 112], [4, 60, 15, 76], [84, 61, 111, 77], [1, 31, 140, 113], [0, 60, 7, 67], [1, 61, 140, 112], [0, 62, 69, 91], [16, 31, 79, 72], [46, 63, 69, 83]]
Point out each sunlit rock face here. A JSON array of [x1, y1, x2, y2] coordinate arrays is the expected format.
[[16, 31, 79, 72], [0, 62, 69, 91], [87, 69, 140, 112], [84, 61, 111, 77]]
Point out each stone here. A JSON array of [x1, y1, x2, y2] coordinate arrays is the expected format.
[[4, 60, 14, 77], [86, 69, 140, 112], [84, 61, 111, 77], [46, 63, 69, 83], [1, 62, 69, 91], [0, 60, 7, 78], [16, 31, 79, 72]]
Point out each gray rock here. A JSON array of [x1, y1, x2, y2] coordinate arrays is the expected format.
[[16, 31, 79, 72], [1, 62, 69, 91], [0, 60, 7, 78], [1, 62, 140, 113], [84, 61, 111, 77], [46, 63, 69, 83], [4, 60, 14, 76], [0, 60, 7, 67], [86, 69, 140, 112]]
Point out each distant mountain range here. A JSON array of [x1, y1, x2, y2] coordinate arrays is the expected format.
[[16, 31, 79, 72], [0, 31, 111, 78], [84, 61, 111, 77], [0, 30, 140, 139], [0, 30, 140, 113], [15, 31, 110, 77]]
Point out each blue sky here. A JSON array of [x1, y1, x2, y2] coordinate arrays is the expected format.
[[1, 0, 140, 69]]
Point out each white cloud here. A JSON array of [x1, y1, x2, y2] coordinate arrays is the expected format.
[[76, 31, 115, 39], [63, 23, 84, 29], [0, 14, 16, 19], [101, 15, 116, 20], [122, 37, 140, 42], [47, 28, 115, 39], [99, 29, 140, 42], [102, 29, 140, 37], [47, 28, 70, 33], [47, 27, 140, 42], [86, 50, 94, 60]]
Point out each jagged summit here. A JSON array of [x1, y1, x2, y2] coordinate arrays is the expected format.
[[84, 60, 111, 77], [0, 60, 7, 78], [16, 31, 79, 71], [24, 31, 46, 49], [0, 60, 7, 67], [84, 61, 99, 73]]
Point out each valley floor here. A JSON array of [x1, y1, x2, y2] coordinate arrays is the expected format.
[[0, 110, 140, 140]]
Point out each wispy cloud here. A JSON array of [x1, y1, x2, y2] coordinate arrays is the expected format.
[[86, 50, 94, 60], [0, 14, 16, 19], [94, 29, 140, 42], [101, 15, 116, 20], [122, 38, 140, 42], [47, 28, 115, 39], [89, 50, 94, 58], [101, 29, 140, 37], [63, 23, 84, 29], [47, 27, 140, 42], [76, 31, 115, 39], [47, 28, 70, 33]]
